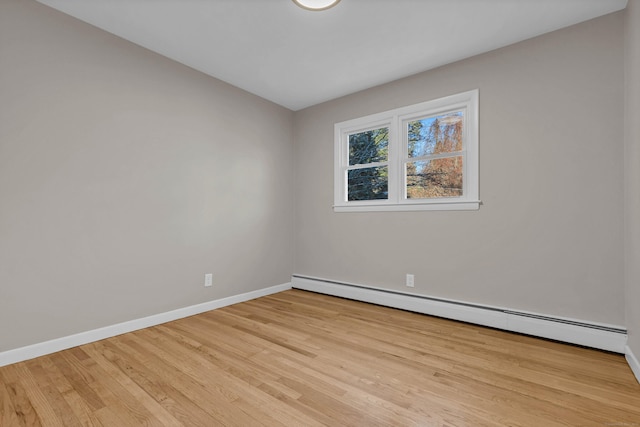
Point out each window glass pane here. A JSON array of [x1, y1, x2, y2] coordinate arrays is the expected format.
[[408, 112, 463, 158], [406, 156, 463, 199], [348, 166, 388, 201], [348, 127, 389, 166]]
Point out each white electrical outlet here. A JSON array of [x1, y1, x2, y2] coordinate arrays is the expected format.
[[204, 273, 213, 287], [406, 274, 415, 287]]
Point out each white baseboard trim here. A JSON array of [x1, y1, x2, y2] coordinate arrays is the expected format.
[[291, 276, 628, 354], [0, 282, 292, 368], [626, 345, 640, 384]]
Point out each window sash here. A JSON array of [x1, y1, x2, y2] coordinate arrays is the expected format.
[[400, 108, 467, 201]]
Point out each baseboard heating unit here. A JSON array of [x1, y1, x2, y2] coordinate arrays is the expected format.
[[291, 275, 628, 354]]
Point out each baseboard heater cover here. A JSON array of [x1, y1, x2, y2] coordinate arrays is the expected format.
[[291, 275, 627, 354]]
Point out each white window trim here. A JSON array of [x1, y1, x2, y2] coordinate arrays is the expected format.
[[334, 89, 480, 212]]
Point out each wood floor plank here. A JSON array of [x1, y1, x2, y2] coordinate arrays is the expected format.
[[149, 324, 326, 427], [23, 360, 83, 427], [8, 363, 63, 427], [0, 375, 24, 427], [1, 289, 639, 426], [0, 367, 43, 427], [324, 313, 636, 421], [137, 325, 322, 426], [64, 347, 168, 427], [81, 344, 182, 427], [33, 356, 101, 427], [49, 352, 105, 413], [100, 338, 229, 426]]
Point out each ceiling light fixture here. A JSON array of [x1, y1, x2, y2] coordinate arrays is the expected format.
[[292, 0, 341, 11]]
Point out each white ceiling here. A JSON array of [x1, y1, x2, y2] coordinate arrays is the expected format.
[[36, 0, 627, 111]]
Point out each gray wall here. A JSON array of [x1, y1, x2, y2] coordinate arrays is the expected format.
[[625, 0, 640, 360], [0, 0, 294, 352], [294, 12, 625, 326]]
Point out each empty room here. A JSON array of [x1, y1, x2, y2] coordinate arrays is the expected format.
[[1, 0, 640, 425]]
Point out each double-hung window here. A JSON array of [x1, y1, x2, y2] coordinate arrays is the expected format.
[[334, 89, 479, 212]]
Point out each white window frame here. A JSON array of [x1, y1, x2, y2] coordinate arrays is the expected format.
[[334, 89, 479, 212]]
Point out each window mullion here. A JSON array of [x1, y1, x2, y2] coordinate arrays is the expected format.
[[400, 115, 409, 201], [387, 117, 400, 204]]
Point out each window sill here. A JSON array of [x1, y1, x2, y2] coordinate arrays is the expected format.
[[333, 200, 481, 212]]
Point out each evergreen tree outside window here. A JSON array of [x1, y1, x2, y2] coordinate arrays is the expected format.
[[334, 90, 479, 212], [347, 127, 389, 201]]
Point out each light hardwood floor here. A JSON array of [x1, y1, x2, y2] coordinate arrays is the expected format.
[[1, 289, 639, 426]]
